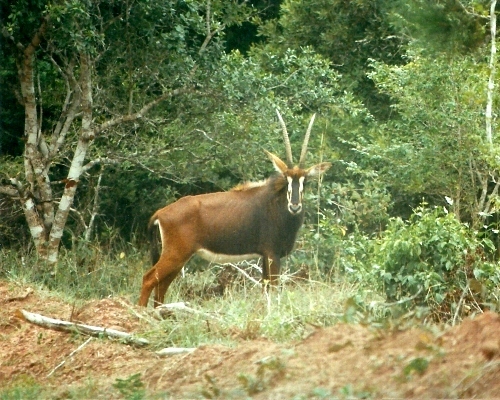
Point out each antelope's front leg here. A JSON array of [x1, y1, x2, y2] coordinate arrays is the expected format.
[[262, 255, 280, 290]]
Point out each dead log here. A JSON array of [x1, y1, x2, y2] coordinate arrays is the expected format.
[[17, 309, 149, 347]]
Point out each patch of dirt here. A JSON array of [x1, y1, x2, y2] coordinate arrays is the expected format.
[[1, 280, 500, 398]]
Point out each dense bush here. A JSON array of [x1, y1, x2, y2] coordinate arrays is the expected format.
[[373, 206, 500, 320]]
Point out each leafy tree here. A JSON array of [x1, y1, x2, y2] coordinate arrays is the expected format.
[[259, 0, 405, 117], [368, 46, 499, 229], [0, 0, 252, 266]]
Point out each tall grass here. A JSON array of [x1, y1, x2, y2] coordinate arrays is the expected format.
[[0, 240, 384, 349], [142, 275, 368, 348], [0, 240, 146, 304]]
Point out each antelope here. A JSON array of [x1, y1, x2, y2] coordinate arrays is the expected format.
[[138, 110, 331, 307]]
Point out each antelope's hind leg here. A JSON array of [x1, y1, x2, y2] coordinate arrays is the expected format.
[[138, 254, 186, 307]]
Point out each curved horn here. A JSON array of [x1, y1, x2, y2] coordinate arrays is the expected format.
[[299, 113, 316, 167], [276, 109, 294, 166]]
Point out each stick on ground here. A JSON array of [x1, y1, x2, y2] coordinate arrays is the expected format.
[[17, 309, 149, 347]]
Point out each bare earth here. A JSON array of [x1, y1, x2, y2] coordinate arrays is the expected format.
[[1, 280, 500, 399]]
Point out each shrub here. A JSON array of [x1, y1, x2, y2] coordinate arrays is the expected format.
[[373, 206, 500, 321]]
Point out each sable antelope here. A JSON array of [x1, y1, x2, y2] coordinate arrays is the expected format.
[[138, 110, 331, 307]]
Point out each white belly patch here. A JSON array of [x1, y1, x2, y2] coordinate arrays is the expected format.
[[196, 249, 260, 264]]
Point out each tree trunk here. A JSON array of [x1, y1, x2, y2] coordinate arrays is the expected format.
[[486, 0, 497, 146], [46, 53, 94, 265], [17, 19, 52, 259]]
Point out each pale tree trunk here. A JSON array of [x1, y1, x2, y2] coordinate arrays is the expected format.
[[46, 53, 94, 265], [486, 0, 497, 146]]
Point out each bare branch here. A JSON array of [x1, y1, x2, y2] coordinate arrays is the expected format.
[[81, 158, 120, 174], [49, 56, 81, 158], [93, 86, 194, 136], [0, 185, 19, 198], [23, 16, 50, 59], [84, 166, 104, 241], [456, 0, 490, 19]]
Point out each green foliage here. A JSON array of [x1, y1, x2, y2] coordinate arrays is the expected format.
[[259, 0, 404, 115], [238, 356, 286, 395], [293, 172, 390, 282], [390, 0, 487, 54], [113, 373, 145, 400], [374, 206, 499, 320], [368, 48, 494, 227], [0, 239, 146, 302], [144, 280, 362, 348], [403, 357, 429, 378], [0, 376, 42, 400]]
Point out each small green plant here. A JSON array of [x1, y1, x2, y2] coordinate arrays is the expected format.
[[200, 374, 222, 399], [238, 356, 286, 395], [0, 384, 42, 400], [403, 357, 429, 379], [338, 383, 373, 399], [310, 386, 333, 398], [113, 373, 145, 400]]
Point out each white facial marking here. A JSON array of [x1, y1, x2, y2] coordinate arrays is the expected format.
[[286, 175, 305, 214], [287, 176, 293, 204], [298, 176, 305, 199]]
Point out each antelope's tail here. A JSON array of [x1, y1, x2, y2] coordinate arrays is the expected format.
[[148, 217, 161, 266]]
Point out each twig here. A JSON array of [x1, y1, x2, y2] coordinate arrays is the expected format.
[[47, 337, 93, 377], [84, 165, 104, 241], [115, 298, 156, 324], [452, 282, 469, 326], [228, 263, 262, 287]]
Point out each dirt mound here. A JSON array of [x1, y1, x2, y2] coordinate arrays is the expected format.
[[1, 280, 500, 398]]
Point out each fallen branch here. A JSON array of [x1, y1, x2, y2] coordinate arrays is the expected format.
[[17, 309, 149, 347], [156, 302, 221, 320], [155, 347, 196, 357]]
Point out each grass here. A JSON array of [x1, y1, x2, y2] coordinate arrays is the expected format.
[[141, 277, 368, 349], [0, 243, 382, 347]]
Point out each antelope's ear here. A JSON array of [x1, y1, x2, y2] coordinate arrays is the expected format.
[[306, 162, 332, 177], [264, 150, 288, 174]]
